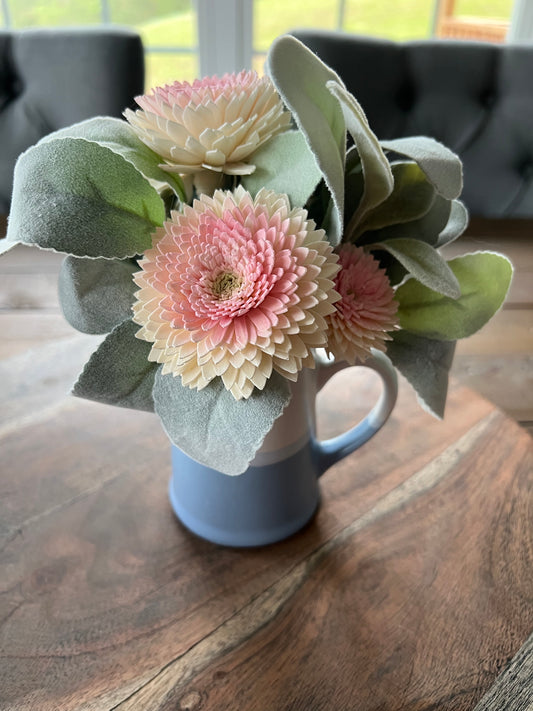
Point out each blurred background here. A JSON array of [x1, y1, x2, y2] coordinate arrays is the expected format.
[[0, 0, 518, 89]]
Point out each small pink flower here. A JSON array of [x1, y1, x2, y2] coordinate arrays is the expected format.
[[132, 187, 340, 400], [124, 71, 291, 177], [326, 244, 398, 363]]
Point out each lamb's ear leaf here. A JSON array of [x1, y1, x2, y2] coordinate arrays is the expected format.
[[6, 137, 164, 258], [381, 136, 463, 200], [396, 252, 513, 339], [72, 319, 157, 412], [41, 116, 186, 200], [153, 369, 291, 476], [243, 130, 321, 208], [58, 256, 138, 335], [352, 161, 434, 239], [372, 238, 461, 299], [343, 145, 365, 223], [359, 193, 452, 247], [436, 200, 469, 247], [386, 330, 456, 418], [266, 35, 345, 245], [327, 80, 394, 237]]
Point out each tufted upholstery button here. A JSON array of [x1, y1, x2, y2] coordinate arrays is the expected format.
[[395, 83, 416, 113], [1, 75, 23, 105], [480, 90, 497, 109], [8, 76, 23, 99], [520, 161, 533, 180]]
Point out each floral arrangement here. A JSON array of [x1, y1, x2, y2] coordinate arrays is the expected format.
[[1, 36, 512, 475]]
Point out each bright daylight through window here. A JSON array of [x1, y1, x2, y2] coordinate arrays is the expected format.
[[1, 0, 520, 88]]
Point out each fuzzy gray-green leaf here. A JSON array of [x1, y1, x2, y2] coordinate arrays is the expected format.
[[436, 200, 469, 247], [7, 137, 165, 258], [243, 130, 321, 208], [41, 117, 186, 199], [72, 319, 156, 411], [353, 161, 434, 239], [387, 330, 456, 418], [58, 256, 138, 335], [396, 252, 513, 340], [374, 238, 461, 298], [267, 35, 346, 245], [327, 80, 393, 238], [153, 369, 291, 475], [381, 136, 463, 200]]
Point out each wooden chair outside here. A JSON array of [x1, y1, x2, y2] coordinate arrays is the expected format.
[[435, 0, 509, 42]]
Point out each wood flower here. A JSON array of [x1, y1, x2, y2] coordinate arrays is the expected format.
[[124, 71, 291, 178], [132, 186, 340, 400]]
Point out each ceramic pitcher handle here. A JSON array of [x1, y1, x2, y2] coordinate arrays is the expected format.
[[315, 350, 398, 474]]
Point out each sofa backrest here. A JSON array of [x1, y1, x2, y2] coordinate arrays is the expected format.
[[0, 27, 144, 212], [291, 30, 533, 218]]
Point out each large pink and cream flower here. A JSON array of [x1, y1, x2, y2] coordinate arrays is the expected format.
[[326, 244, 399, 363], [132, 187, 340, 400], [124, 71, 291, 177]]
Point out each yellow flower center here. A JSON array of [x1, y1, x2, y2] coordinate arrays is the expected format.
[[212, 271, 242, 300]]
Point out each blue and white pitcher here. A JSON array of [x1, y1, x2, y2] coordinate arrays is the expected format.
[[169, 351, 398, 547]]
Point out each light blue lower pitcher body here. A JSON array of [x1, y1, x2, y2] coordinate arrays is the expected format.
[[168, 352, 398, 547], [170, 440, 321, 547]]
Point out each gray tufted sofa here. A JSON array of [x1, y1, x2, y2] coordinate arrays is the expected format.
[[0, 27, 144, 213], [291, 30, 533, 219]]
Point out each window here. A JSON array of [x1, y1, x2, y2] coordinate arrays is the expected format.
[[0, 0, 198, 87], [252, 0, 517, 74], [0, 1, 526, 88]]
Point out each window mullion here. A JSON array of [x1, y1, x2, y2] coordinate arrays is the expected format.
[[196, 0, 253, 76], [508, 0, 533, 41], [1, 0, 11, 27]]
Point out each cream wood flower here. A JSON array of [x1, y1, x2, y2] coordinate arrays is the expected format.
[[326, 244, 399, 363], [132, 186, 340, 400], [124, 71, 291, 177]]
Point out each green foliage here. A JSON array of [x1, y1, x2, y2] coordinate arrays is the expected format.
[[396, 252, 513, 340], [59, 256, 139, 335], [153, 368, 291, 476], [436, 201, 469, 247], [381, 137, 463, 201], [73, 319, 157, 412], [6, 137, 165, 258], [328, 80, 393, 240], [267, 35, 346, 245], [9, 0, 100, 28], [349, 161, 433, 239], [138, 8, 195, 45], [454, 0, 511, 16], [373, 238, 461, 299], [242, 130, 321, 208], [386, 331, 456, 418], [44, 117, 186, 199]]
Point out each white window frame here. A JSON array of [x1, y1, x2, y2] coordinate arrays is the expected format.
[[196, 0, 253, 75], [508, 0, 533, 42]]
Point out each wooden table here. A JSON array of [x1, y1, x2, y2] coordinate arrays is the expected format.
[[1, 216, 532, 709], [0, 333, 532, 711]]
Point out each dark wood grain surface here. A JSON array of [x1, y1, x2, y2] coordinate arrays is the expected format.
[[0, 335, 531, 711]]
